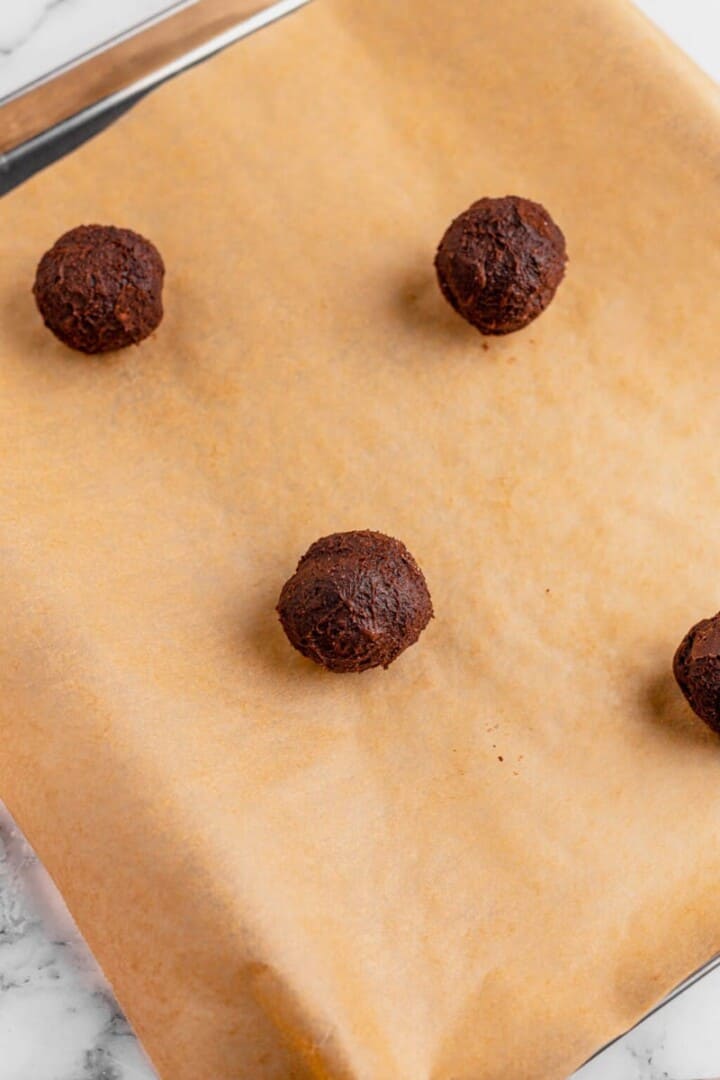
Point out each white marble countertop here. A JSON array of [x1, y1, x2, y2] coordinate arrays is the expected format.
[[0, 2, 718, 1078]]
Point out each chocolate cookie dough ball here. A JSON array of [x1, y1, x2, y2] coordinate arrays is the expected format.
[[434, 195, 566, 335], [277, 530, 433, 673], [33, 224, 164, 353], [674, 613, 720, 733]]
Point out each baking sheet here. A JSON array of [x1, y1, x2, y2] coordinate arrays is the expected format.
[[0, 0, 719, 1077], [0, 0, 307, 161]]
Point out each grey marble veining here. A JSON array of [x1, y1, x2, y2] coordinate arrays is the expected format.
[[0, 803, 156, 1080], [574, 962, 720, 1080], [0, 1, 64, 57]]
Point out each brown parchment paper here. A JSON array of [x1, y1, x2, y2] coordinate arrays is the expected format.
[[0, 0, 719, 1076]]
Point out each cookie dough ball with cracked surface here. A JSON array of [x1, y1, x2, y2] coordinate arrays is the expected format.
[[277, 530, 433, 673], [33, 224, 165, 354], [434, 195, 567, 335]]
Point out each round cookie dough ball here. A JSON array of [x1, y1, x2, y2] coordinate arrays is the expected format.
[[33, 224, 165, 354], [277, 530, 433, 673], [674, 612, 720, 733], [434, 195, 567, 335]]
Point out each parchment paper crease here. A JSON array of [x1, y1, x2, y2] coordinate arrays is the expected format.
[[0, 1, 719, 1077]]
